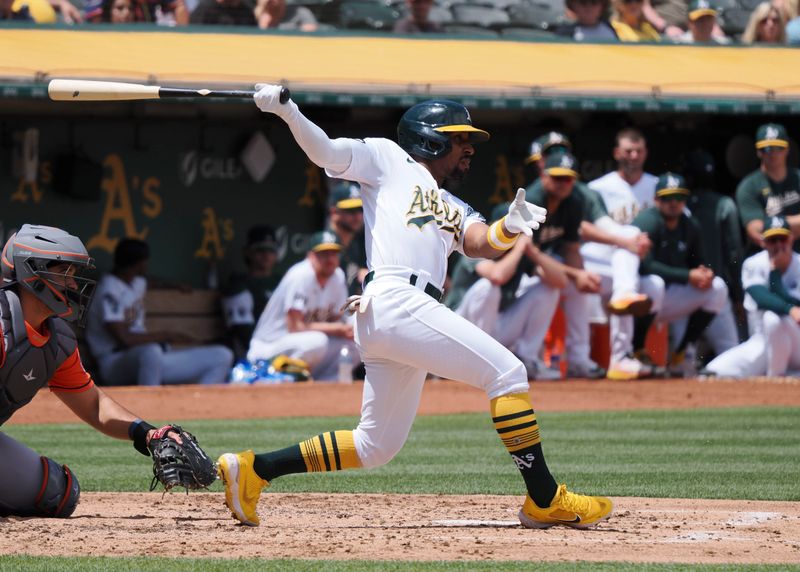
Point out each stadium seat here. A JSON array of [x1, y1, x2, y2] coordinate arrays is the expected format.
[[393, 3, 454, 23], [736, 0, 762, 10], [442, 23, 501, 35], [451, 3, 511, 27], [507, 0, 565, 30], [500, 26, 556, 39], [337, 0, 401, 30], [720, 7, 751, 35]]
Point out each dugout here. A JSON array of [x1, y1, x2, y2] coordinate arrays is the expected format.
[[1, 25, 799, 285]]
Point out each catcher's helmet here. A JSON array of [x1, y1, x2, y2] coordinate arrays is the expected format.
[[397, 99, 490, 161], [1, 224, 96, 325]]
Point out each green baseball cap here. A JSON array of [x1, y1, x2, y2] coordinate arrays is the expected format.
[[756, 123, 789, 150], [688, 0, 717, 20], [525, 132, 572, 164], [308, 230, 342, 253], [655, 172, 690, 198], [328, 181, 363, 210], [762, 215, 792, 239], [544, 150, 579, 178]]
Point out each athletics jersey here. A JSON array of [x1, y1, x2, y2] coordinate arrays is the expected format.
[[85, 274, 147, 358], [326, 138, 483, 288], [588, 171, 658, 224], [251, 258, 348, 345], [741, 250, 800, 313]]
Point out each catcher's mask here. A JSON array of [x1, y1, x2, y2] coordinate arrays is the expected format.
[[397, 99, 490, 161], [1, 224, 96, 326]]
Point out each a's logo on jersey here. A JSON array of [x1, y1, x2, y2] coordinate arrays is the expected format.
[[405, 186, 464, 240], [677, 241, 687, 252]]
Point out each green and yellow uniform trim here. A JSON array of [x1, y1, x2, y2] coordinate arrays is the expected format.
[[300, 430, 361, 472]]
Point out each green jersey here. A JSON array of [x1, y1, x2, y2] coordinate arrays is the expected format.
[[632, 207, 706, 285], [445, 253, 531, 313], [575, 182, 608, 223], [686, 189, 744, 303], [736, 167, 800, 238], [525, 180, 583, 255]]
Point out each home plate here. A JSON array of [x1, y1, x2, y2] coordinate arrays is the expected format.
[[431, 519, 520, 527]]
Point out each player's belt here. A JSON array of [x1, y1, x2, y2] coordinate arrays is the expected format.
[[363, 270, 443, 302]]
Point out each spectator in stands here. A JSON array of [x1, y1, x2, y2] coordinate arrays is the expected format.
[[190, 0, 256, 25], [446, 203, 566, 381], [85, 238, 234, 386], [788, 15, 800, 44], [556, 0, 619, 40], [247, 231, 355, 381], [221, 225, 282, 361], [611, 0, 661, 41], [742, 2, 786, 44], [1, 0, 33, 19], [677, 0, 730, 43], [736, 123, 800, 251], [393, 0, 442, 33], [327, 180, 368, 295], [100, 0, 133, 22], [642, 0, 684, 38], [85, 0, 188, 24], [254, 0, 317, 30], [773, 0, 798, 22]]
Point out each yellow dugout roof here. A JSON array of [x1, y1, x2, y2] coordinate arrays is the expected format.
[[2, 26, 800, 111]]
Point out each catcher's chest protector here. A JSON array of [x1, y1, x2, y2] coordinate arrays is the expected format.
[[0, 290, 76, 426]]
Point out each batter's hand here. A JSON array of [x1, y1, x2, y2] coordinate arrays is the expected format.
[[254, 83, 293, 117], [505, 188, 547, 237]]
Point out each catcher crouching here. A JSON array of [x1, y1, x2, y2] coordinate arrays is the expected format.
[[0, 224, 215, 518]]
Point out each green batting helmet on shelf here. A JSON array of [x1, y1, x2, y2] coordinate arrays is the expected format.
[[397, 100, 490, 161]]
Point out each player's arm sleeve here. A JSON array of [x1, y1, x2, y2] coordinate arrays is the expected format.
[[280, 104, 354, 174], [455, 201, 486, 256], [769, 269, 800, 306], [735, 180, 764, 226], [634, 212, 690, 283], [746, 284, 795, 315], [48, 348, 94, 393], [584, 188, 608, 222]]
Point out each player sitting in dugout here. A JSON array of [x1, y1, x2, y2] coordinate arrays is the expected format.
[[630, 173, 729, 377], [0, 224, 204, 517], [247, 230, 358, 381], [704, 216, 800, 377], [85, 238, 233, 386]]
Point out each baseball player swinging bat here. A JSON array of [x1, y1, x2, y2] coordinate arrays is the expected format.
[[47, 79, 291, 103]]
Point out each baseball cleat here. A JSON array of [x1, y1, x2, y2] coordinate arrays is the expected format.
[[519, 484, 613, 529], [566, 360, 606, 380], [217, 450, 268, 526], [607, 294, 652, 317], [607, 354, 652, 380]]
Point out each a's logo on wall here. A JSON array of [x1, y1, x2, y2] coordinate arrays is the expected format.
[[179, 151, 243, 187]]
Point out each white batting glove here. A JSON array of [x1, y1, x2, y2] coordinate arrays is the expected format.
[[254, 83, 295, 118], [505, 188, 547, 236]]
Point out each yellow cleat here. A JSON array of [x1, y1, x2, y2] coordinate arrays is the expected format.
[[217, 450, 269, 526], [519, 484, 613, 529], [607, 294, 652, 317]]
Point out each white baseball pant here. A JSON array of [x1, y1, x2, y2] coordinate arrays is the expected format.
[[762, 311, 800, 375], [455, 277, 560, 361], [352, 273, 530, 468], [657, 276, 729, 323]]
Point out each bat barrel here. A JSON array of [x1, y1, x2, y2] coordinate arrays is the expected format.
[[48, 79, 291, 103]]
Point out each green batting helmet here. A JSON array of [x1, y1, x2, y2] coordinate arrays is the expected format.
[[397, 100, 489, 161]]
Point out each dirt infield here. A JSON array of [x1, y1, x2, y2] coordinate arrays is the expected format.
[[3, 378, 800, 565]]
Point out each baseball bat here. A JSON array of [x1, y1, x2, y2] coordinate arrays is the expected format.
[[47, 79, 290, 103]]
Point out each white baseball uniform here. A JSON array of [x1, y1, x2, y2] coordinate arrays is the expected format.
[[248, 258, 355, 380], [327, 137, 530, 468], [585, 171, 662, 364], [85, 274, 233, 386]]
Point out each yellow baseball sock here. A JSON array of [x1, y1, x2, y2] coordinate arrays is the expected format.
[[253, 430, 361, 481], [491, 393, 558, 508]]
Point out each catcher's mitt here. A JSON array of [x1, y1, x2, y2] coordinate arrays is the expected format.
[[148, 425, 217, 492]]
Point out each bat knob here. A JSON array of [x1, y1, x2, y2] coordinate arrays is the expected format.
[[279, 87, 291, 104]]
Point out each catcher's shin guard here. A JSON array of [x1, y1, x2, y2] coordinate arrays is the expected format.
[[15, 456, 81, 518]]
